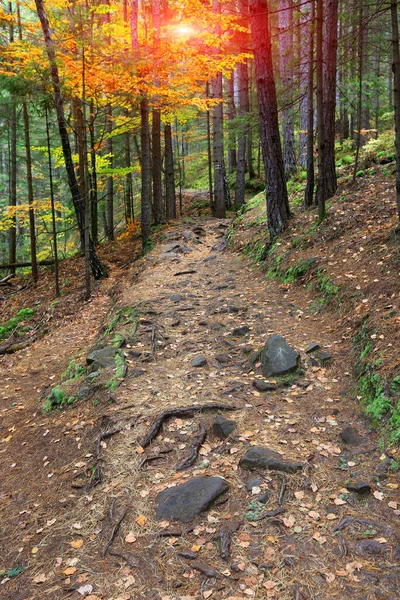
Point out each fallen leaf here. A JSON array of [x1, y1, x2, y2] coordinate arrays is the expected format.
[[124, 574, 136, 588], [203, 591, 214, 599], [388, 501, 398, 509], [135, 514, 147, 527], [325, 572, 335, 583], [63, 567, 77, 576], [125, 532, 137, 544], [71, 539, 84, 549], [294, 491, 304, 500], [77, 584, 93, 596], [373, 491, 384, 501], [33, 573, 47, 584], [31, 547, 39, 554]]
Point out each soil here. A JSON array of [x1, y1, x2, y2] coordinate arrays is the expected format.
[[0, 216, 399, 600]]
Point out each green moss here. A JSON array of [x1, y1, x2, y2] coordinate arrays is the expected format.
[[245, 500, 265, 521], [0, 308, 35, 341], [62, 360, 86, 382], [43, 386, 75, 412], [105, 352, 126, 392], [282, 259, 315, 283]]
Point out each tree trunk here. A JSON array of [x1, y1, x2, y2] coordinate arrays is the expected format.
[[34, 0, 107, 279], [278, 0, 296, 178], [8, 2, 17, 274], [105, 103, 114, 241], [299, 1, 311, 168], [247, 60, 256, 179], [321, 0, 338, 200], [315, 0, 326, 219], [89, 100, 98, 245], [235, 59, 249, 208], [165, 122, 176, 220], [212, 0, 226, 218], [152, 109, 164, 224], [23, 102, 38, 285], [304, 0, 315, 209], [249, 0, 290, 238], [45, 105, 60, 297], [140, 97, 152, 251], [206, 81, 214, 213], [391, 0, 400, 222], [227, 72, 237, 173]]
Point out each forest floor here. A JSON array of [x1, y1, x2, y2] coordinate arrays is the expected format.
[[1, 183, 400, 600]]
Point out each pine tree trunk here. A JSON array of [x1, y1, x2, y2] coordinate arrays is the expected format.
[[212, 0, 226, 218], [278, 0, 296, 178], [304, 0, 315, 209], [206, 81, 214, 213], [105, 103, 114, 241], [315, 0, 326, 218], [23, 102, 38, 285], [235, 59, 249, 208], [89, 100, 98, 245], [249, 0, 290, 238], [247, 60, 256, 179], [321, 0, 338, 200], [391, 0, 400, 222], [165, 123, 176, 221], [227, 73, 237, 173], [152, 109, 164, 224], [45, 105, 60, 297], [9, 101, 17, 274], [299, 1, 311, 168], [140, 97, 152, 251]]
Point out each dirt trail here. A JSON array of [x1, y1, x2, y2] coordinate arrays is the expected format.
[[1, 219, 399, 600]]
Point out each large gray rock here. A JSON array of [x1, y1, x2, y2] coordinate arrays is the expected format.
[[261, 335, 300, 378], [155, 476, 229, 523], [240, 447, 303, 474], [86, 347, 119, 371], [212, 415, 237, 439]]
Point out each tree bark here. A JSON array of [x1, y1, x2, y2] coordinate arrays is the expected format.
[[105, 103, 114, 241], [212, 0, 226, 218], [278, 0, 296, 178], [152, 109, 164, 223], [391, 0, 400, 222], [299, 1, 311, 168], [321, 0, 338, 200], [227, 72, 237, 173], [304, 0, 315, 209], [315, 0, 326, 219], [23, 102, 38, 285], [235, 60, 249, 208], [34, 0, 107, 279], [249, 0, 290, 238], [165, 122, 176, 220], [140, 97, 152, 251]]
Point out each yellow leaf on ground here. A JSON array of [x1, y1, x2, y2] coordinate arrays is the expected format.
[[63, 567, 77, 576], [71, 539, 83, 549], [135, 514, 147, 527]]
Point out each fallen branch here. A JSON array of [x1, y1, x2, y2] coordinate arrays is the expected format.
[[0, 274, 15, 286], [139, 446, 173, 470], [141, 402, 238, 448], [333, 517, 378, 533], [96, 428, 122, 460], [251, 507, 286, 522], [0, 339, 33, 355], [176, 425, 207, 471], [218, 519, 242, 561], [278, 473, 287, 506], [108, 549, 138, 568], [190, 561, 220, 578], [173, 270, 197, 276], [102, 503, 129, 558], [0, 259, 55, 269]]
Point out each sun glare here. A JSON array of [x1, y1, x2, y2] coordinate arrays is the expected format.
[[174, 24, 195, 37]]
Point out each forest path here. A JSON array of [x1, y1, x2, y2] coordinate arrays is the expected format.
[[1, 218, 399, 600]]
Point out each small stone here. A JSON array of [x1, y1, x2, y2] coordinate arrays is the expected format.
[[240, 447, 303, 474], [192, 355, 207, 368], [170, 294, 183, 303], [305, 342, 321, 354], [212, 415, 237, 439], [261, 335, 300, 378], [346, 481, 371, 494], [163, 243, 181, 252], [155, 476, 229, 522], [246, 478, 262, 491], [182, 231, 193, 240], [232, 326, 250, 337], [215, 353, 231, 364], [355, 539, 389, 556], [339, 427, 365, 446], [130, 369, 146, 378], [312, 349, 332, 364], [257, 491, 270, 504], [253, 380, 278, 392]]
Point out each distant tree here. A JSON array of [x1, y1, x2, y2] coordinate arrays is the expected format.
[[391, 0, 400, 224]]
